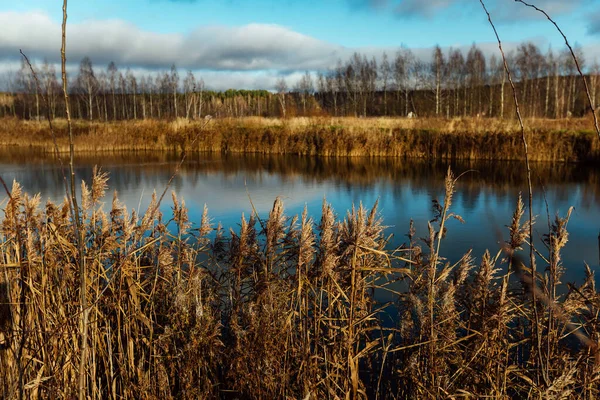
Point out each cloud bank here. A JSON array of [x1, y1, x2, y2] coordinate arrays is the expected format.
[[0, 11, 346, 71], [0, 8, 596, 91]]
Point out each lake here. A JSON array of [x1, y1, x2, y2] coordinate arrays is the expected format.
[[1, 149, 599, 285]]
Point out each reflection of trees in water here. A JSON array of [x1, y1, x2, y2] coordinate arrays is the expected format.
[[1, 150, 599, 210]]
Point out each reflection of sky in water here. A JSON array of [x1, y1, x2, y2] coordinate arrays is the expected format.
[[1, 152, 599, 285]]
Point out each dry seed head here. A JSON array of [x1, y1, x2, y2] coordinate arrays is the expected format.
[[110, 190, 124, 221], [91, 166, 109, 204], [24, 193, 41, 220], [199, 204, 212, 237], [508, 193, 527, 250], [453, 249, 475, 286], [583, 263, 596, 294], [367, 198, 379, 227], [319, 200, 335, 245], [544, 209, 572, 257], [437, 261, 453, 283], [176, 198, 190, 234], [100, 209, 109, 236], [2, 181, 23, 236], [423, 221, 436, 251], [497, 275, 510, 325], [81, 180, 91, 212], [298, 206, 315, 270], [266, 196, 286, 252], [141, 191, 158, 229], [440, 283, 458, 336], [443, 167, 455, 211], [239, 212, 249, 256], [171, 191, 180, 214], [475, 250, 497, 296], [123, 208, 135, 240]]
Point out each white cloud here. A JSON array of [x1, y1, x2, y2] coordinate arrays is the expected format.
[[1, 9, 596, 91], [0, 11, 343, 72]]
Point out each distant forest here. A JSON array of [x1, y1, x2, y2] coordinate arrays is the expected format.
[[1, 41, 598, 120]]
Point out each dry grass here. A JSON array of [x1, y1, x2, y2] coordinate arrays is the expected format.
[[0, 116, 599, 161], [1, 169, 599, 399]]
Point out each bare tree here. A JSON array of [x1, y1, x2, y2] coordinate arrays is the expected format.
[[316, 71, 326, 111], [275, 77, 287, 118], [448, 48, 464, 117], [545, 47, 555, 117], [107, 61, 118, 120], [488, 54, 498, 117], [183, 70, 196, 120], [361, 56, 377, 117], [77, 57, 97, 121], [170, 64, 179, 119], [326, 69, 339, 116], [119, 71, 127, 119], [432, 46, 445, 116], [297, 71, 314, 116], [126, 69, 137, 119], [139, 75, 147, 119], [466, 44, 486, 116], [97, 71, 108, 121], [17, 59, 36, 119], [394, 48, 414, 116], [9, 42, 600, 121], [1, 70, 17, 117], [197, 77, 205, 119], [41, 60, 59, 119], [380, 52, 391, 116]]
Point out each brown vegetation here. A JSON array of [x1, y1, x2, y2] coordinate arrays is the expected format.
[[1, 116, 599, 162], [2, 2, 598, 398], [1, 169, 598, 398]]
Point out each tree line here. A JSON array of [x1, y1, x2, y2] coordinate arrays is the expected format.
[[1, 41, 598, 120]]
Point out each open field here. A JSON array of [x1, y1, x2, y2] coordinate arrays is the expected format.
[[1, 116, 599, 161]]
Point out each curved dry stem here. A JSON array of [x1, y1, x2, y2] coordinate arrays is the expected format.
[[515, 0, 600, 141], [19, 51, 73, 220], [478, 0, 543, 384]]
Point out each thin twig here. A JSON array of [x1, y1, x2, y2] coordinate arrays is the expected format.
[[478, 0, 543, 385], [58, 1, 87, 398], [0, 176, 12, 202], [515, 0, 600, 141], [19, 51, 73, 218]]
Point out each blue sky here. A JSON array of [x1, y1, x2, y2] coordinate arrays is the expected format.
[[1, 0, 599, 89]]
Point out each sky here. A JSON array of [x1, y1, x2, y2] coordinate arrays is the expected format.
[[0, 0, 599, 90]]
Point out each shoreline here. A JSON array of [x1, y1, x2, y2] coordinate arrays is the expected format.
[[1, 116, 599, 162]]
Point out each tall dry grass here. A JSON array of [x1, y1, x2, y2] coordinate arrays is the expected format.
[[0, 117, 599, 161], [1, 168, 599, 399]]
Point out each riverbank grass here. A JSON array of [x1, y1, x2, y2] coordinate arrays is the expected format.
[[1, 116, 599, 161]]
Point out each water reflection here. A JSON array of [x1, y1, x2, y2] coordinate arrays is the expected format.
[[1, 149, 599, 283]]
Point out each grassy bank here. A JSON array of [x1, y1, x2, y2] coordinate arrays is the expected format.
[[1, 170, 599, 398], [1, 116, 599, 161]]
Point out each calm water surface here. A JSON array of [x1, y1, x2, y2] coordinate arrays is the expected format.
[[1, 150, 599, 284]]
